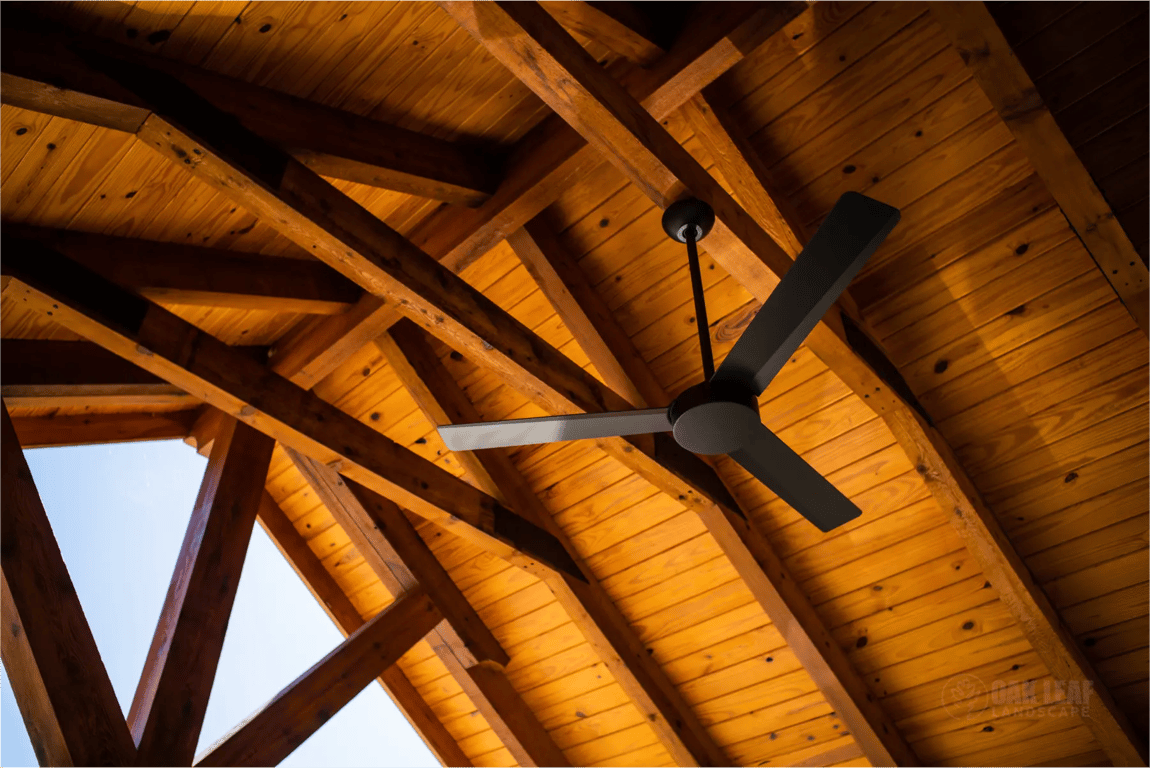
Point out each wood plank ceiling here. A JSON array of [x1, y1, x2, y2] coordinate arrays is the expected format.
[[1, 2, 1146, 767]]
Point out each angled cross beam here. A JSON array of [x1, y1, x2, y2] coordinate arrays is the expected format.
[[379, 318, 729, 766], [540, 1, 665, 64], [8, 409, 200, 449], [506, 217, 669, 408], [1, 239, 582, 582], [195, 586, 444, 767], [253, 491, 473, 767], [2, 339, 195, 409], [439, 3, 1147, 763], [7, 226, 361, 315], [930, 1, 1149, 337], [287, 450, 569, 767], [0, 22, 500, 205], [0, 404, 137, 766], [129, 416, 275, 764]]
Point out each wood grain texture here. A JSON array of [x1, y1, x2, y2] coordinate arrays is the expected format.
[[129, 416, 274, 765], [195, 586, 443, 767], [0, 404, 137, 767], [930, 1, 1149, 335]]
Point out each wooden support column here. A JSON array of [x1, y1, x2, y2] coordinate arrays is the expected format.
[[507, 218, 668, 408], [128, 416, 275, 765], [287, 450, 570, 767], [930, 1, 1149, 337], [0, 405, 137, 767], [379, 319, 731, 767], [253, 491, 473, 767], [195, 586, 443, 767]]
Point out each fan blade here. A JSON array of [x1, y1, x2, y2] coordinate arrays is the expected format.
[[729, 422, 861, 532], [713, 192, 899, 395], [438, 408, 670, 451]]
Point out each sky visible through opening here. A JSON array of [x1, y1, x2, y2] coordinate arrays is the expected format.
[[1, 438, 438, 768]]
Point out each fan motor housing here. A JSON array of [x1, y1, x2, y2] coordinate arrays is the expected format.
[[668, 382, 759, 455]]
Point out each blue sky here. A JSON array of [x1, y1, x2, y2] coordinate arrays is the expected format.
[[1, 438, 438, 767]]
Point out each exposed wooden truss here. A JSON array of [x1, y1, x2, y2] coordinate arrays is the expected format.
[[930, 1, 1149, 338], [286, 452, 570, 767], [129, 416, 274, 764], [0, 404, 137, 767], [3, 240, 581, 580], [196, 586, 444, 766]]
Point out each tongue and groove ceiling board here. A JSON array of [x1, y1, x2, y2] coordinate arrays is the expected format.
[[1, 2, 1146, 767]]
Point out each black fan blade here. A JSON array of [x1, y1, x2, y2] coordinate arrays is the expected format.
[[713, 192, 899, 396], [729, 422, 861, 532], [438, 408, 671, 451]]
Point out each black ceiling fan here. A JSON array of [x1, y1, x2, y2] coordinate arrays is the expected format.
[[439, 192, 900, 532]]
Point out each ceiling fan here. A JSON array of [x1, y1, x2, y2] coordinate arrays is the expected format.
[[439, 192, 900, 532]]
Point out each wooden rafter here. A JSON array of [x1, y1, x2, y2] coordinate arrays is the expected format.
[[7, 226, 360, 315], [441, 3, 919, 764], [252, 490, 473, 768], [286, 451, 569, 767], [0, 405, 137, 767], [8, 409, 199, 449], [439, 3, 1147, 764], [929, 1, 1149, 337], [1, 241, 582, 582], [2, 339, 195, 409], [195, 586, 444, 767], [506, 217, 668, 408], [129, 416, 274, 764], [379, 319, 727, 766], [0, 23, 500, 205], [540, 1, 664, 64]]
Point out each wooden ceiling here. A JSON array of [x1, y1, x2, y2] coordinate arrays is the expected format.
[[1, 2, 1147, 767]]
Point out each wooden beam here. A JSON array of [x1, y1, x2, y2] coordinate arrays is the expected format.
[[0, 22, 499, 205], [0, 405, 136, 766], [381, 319, 729, 767], [128, 416, 274, 764], [7, 225, 360, 315], [9, 409, 199, 448], [253, 491, 473, 768], [287, 451, 569, 767], [264, 2, 808, 389], [195, 586, 443, 767], [507, 217, 668, 407], [929, 1, 1149, 337], [1, 241, 583, 583], [441, 5, 920, 765], [2, 339, 195, 409], [540, 1, 664, 64]]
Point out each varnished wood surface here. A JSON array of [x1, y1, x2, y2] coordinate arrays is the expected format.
[[1, 2, 1146, 766]]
